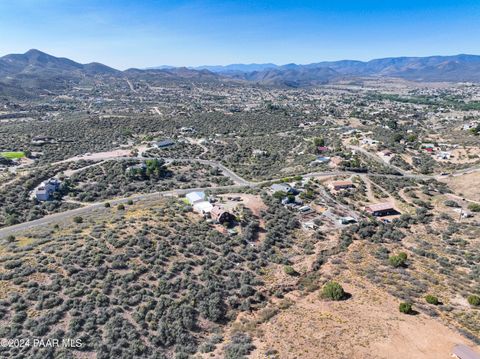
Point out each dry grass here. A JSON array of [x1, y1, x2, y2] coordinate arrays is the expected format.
[[441, 172, 480, 202]]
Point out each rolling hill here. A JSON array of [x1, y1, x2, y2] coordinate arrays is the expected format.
[[0, 49, 120, 96], [2, 50, 480, 96], [0, 50, 223, 96]]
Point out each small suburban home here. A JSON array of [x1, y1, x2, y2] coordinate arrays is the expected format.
[[193, 201, 213, 215], [186, 191, 206, 205], [270, 183, 294, 194], [35, 178, 61, 201], [153, 139, 175, 148], [365, 202, 397, 217], [329, 180, 354, 191], [452, 344, 480, 359]]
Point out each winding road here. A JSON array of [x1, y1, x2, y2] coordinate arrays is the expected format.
[[0, 148, 479, 238]]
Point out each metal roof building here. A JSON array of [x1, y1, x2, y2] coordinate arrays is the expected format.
[[452, 344, 480, 359], [186, 191, 206, 205], [365, 202, 397, 217]]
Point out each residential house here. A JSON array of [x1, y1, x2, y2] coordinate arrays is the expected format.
[[329, 180, 354, 191], [153, 139, 175, 148], [193, 201, 213, 215], [302, 221, 318, 230], [186, 191, 206, 205], [270, 183, 294, 194], [252, 149, 267, 157], [35, 178, 61, 201], [211, 206, 235, 223], [31, 136, 54, 146], [339, 217, 357, 225], [340, 128, 358, 137], [298, 205, 312, 213], [365, 202, 397, 217], [452, 344, 480, 359], [437, 151, 451, 160], [126, 163, 146, 174], [310, 156, 331, 166], [180, 127, 195, 133]]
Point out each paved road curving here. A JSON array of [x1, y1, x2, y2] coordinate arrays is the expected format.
[[0, 184, 249, 238], [1, 153, 479, 239]]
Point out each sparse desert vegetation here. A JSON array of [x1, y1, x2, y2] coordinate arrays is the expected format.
[[1, 46, 480, 358]]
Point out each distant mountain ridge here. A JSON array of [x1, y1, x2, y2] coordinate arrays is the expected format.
[[184, 54, 480, 73], [0, 49, 119, 77], [180, 54, 480, 85], [0, 49, 120, 96], [0, 50, 223, 97], [2, 50, 480, 97]]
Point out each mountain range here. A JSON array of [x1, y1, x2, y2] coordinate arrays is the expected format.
[[2, 49, 480, 97], [191, 54, 480, 86]]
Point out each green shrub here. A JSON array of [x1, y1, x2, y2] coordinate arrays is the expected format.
[[425, 295, 439, 305], [272, 191, 287, 200], [73, 216, 83, 224], [104, 202, 111, 208], [127, 199, 134, 205], [321, 281, 346, 301], [468, 203, 480, 212], [224, 332, 255, 359], [284, 266, 298, 276], [389, 252, 408, 268], [467, 295, 480, 306], [443, 200, 460, 207], [117, 204, 125, 210], [6, 235, 15, 243], [399, 302, 413, 314]]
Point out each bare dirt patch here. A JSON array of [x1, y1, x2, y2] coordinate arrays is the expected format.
[[249, 274, 479, 359], [440, 172, 480, 202]]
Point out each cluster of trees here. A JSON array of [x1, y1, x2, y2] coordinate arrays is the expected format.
[[412, 154, 437, 174], [127, 159, 167, 179], [143, 143, 204, 160], [69, 160, 231, 202], [209, 132, 313, 181]]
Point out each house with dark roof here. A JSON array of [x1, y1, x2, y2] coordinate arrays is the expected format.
[[365, 202, 398, 217], [211, 206, 235, 223], [153, 139, 175, 148]]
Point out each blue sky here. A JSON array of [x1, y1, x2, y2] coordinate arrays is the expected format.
[[0, 0, 479, 69]]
